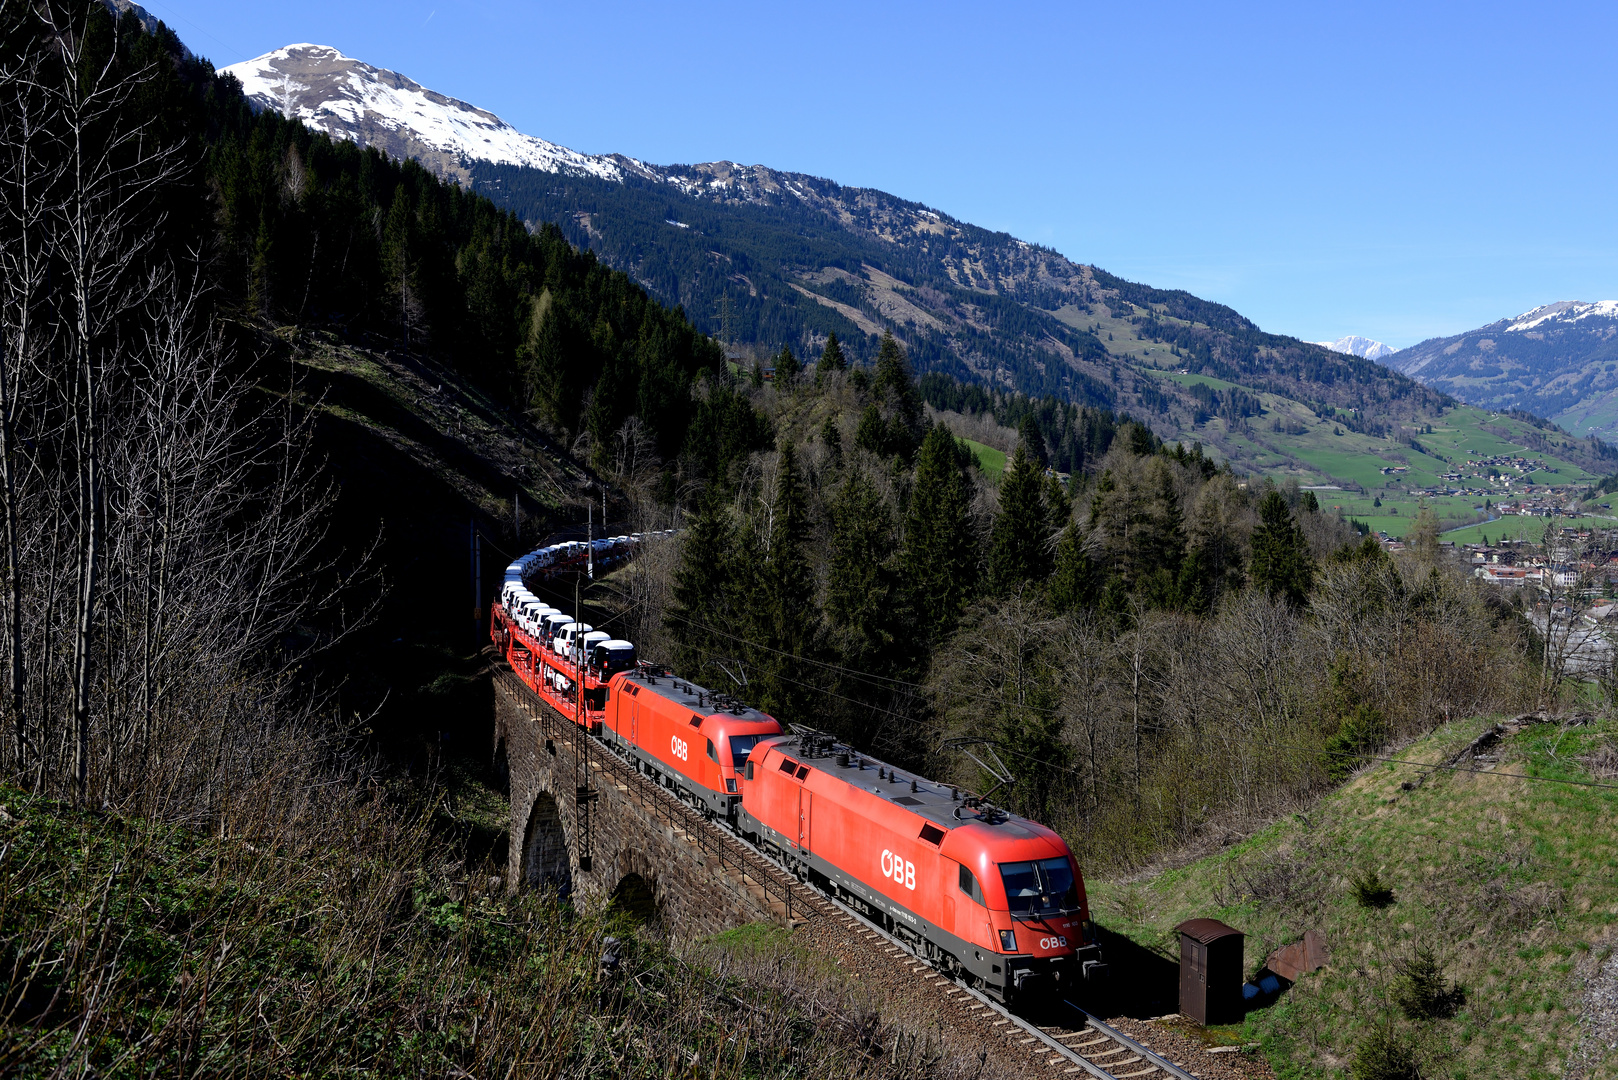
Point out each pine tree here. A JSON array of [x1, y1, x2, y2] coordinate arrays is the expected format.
[[826, 471, 898, 651], [1048, 525, 1100, 613], [1250, 490, 1315, 606], [1018, 415, 1048, 468], [995, 650, 1067, 824], [528, 305, 584, 438], [903, 425, 979, 641], [666, 491, 735, 683], [854, 403, 887, 456], [820, 414, 842, 466], [988, 444, 1051, 593], [750, 447, 818, 721], [1043, 472, 1071, 533], [775, 344, 801, 379], [872, 332, 923, 454], [825, 471, 912, 743], [815, 332, 847, 385], [1131, 459, 1185, 580]]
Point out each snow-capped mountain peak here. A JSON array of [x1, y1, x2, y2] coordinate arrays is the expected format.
[[221, 44, 623, 183], [1504, 300, 1618, 333], [1312, 335, 1395, 361]]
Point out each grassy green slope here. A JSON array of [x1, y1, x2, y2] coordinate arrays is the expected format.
[[959, 437, 1007, 479], [1137, 363, 1605, 538], [0, 785, 924, 1077], [1088, 716, 1618, 1080]]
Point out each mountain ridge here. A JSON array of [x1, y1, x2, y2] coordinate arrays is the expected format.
[[1386, 300, 1618, 437], [223, 44, 627, 184], [220, 41, 1618, 489], [1313, 334, 1395, 361]]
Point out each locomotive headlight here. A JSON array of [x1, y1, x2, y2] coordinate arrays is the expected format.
[[998, 929, 1017, 952]]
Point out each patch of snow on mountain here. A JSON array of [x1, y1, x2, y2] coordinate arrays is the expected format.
[[221, 45, 621, 181], [1505, 301, 1618, 333], [1313, 335, 1396, 361]]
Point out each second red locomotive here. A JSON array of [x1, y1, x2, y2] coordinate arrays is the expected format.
[[599, 667, 783, 821]]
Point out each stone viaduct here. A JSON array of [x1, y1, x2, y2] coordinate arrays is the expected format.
[[490, 664, 826, 935], [488, 660, 1088, 1079]]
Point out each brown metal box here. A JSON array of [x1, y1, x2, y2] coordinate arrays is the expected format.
[[1176, 918, 1244, 1025]]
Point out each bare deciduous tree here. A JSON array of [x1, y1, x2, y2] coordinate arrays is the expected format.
[[0, 3, 373, 814]]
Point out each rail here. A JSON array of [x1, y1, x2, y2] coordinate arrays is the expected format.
[[819, 888, 1203, 1080]]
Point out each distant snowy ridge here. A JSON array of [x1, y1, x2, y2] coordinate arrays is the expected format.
[[1504, 300, 1618, 333], [221, 44, 624, 183], [1312, 335, 1396, 361], [219, 44, 837, 209], [1384, 299, 1618, 439]]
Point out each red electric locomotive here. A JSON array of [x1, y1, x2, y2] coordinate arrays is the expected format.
[[600, 667, 783, 820], [738, 730, 1105, 1003]]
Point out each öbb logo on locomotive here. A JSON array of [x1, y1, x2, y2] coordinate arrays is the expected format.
[[495, 532, 1105, 1003], [881, 849, 916, 890]]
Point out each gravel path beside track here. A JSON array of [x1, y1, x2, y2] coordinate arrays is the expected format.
[[1103, 1016, 1274, 1080], [792, 910, 1074, 1079]]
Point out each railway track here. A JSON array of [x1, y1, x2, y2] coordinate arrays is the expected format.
[[816, 889, 1200, 1080], [498, 659, 1206, 1080]]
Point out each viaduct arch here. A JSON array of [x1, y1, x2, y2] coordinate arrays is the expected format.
[[491, 665, 817, 936]]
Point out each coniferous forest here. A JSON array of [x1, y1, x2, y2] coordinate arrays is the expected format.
[[623, 332, 1537, 869]]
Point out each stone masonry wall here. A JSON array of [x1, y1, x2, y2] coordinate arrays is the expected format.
[[491, 667, 811, 938]]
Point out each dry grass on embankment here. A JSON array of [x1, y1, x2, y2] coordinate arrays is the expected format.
[[0, 781, 998, 1079], [1087, 714, 1618, 1080]]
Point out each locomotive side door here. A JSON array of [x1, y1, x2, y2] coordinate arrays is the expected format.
[[797, 789, 811, 853], [629, 698, 638, 747]]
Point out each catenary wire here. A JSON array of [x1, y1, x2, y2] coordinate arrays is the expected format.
[[525, 543, 1618, 797]]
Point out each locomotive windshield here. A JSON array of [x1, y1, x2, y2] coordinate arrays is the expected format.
[[728, 735, 766, 763], [998, 857, 1080, 916]]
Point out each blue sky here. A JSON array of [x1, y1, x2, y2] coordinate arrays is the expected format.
[[149, 0, 1618, 349]]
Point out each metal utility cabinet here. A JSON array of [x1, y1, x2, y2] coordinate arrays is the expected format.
[[1176, 918, 1244, 1025]]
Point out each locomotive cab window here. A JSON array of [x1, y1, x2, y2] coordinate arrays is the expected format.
[[958, 864, 983, 903], [706, 739, 718, 762], [728, 734, 765, 764], [998, 857, 1081, 916]]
